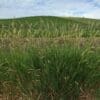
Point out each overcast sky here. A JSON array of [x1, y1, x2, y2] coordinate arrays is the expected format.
[[0, 0, 100, 19]]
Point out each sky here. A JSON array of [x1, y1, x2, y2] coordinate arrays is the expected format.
[[0, 0, 100, 19]]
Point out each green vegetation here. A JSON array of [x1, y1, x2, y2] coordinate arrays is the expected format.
[[0, 16, 100, 100], [0, 16, 100, 37]]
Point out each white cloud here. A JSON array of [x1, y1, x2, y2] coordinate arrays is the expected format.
[[0, 0, 36, 8], [94, 0, 100, 4], [83, 8, 100, 19], [0, 0, 100, 19]]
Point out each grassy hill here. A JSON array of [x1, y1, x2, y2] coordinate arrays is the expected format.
[[0, 16, 100, 37], [0, 16, 100, 100]]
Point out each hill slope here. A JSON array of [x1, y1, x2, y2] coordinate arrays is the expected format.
[[0, 16, 100, 99], [0, 16, 100, 37]]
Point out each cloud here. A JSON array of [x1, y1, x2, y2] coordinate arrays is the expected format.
[[0, 0, 100, 19], [84, 8, 100, 19], [0, 0, 36, 9]]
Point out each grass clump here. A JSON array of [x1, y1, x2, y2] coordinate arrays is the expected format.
[[0, 44, 99, 99]]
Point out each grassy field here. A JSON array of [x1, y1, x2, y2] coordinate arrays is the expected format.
[[0, 16, 100, 37], [0, 16, 100, 100]]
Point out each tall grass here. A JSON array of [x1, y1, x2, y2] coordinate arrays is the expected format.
[[0, 43, 100, 99], [0, 16, 100, 37], [0, 16, 100, 100]]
